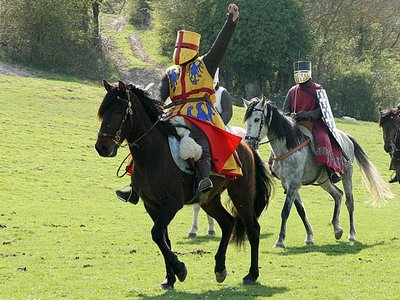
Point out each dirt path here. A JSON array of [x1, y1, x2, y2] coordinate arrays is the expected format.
[[105, 16, 164, 95], [0, 61, 37, 78], [0, 15, 164, 95]]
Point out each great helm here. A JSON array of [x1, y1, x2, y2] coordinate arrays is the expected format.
[[293, 61, 312, 84], [173, 30, 201, 65]]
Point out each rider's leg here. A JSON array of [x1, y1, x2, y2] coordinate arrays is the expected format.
[[189, 125, 212, 202], [326, 166, 341, 184], [116, 184, 140, 204]]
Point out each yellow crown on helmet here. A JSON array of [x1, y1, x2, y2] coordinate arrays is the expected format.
[[293, 61, 312, 84], [173, 30, 201, 65]]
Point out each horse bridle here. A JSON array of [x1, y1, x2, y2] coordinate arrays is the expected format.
[[244, 103, 273, 148], [98, 90, 134, 147], [97, 89, 160, 148]]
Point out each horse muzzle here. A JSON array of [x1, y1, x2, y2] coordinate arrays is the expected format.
[[384, 144, 393, 153], [244, 136, 259, 150], [95, 138, 118, 157]]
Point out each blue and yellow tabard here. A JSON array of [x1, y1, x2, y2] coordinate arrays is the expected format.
[[164, 56, 242, 178]]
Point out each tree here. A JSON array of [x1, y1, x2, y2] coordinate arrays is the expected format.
[[195, 0, 312, 99], [0, 0, 111, 78], [303, 0, 400, 120], [150, 0, 198, 58]]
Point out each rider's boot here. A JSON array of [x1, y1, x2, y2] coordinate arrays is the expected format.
[[116, 185, 139, 204], [326, 167, 341, 184], [195, 158, 213, 203]]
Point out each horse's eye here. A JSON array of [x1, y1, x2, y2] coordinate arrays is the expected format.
[[254, 118, 260, 122]]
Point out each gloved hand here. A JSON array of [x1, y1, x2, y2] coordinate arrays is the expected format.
[[296, 111, 311, 119]]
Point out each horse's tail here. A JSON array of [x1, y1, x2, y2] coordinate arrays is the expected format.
[[231, 147, 274, 247], [253, 147, 273, 216], [349, 135, 394, 206]]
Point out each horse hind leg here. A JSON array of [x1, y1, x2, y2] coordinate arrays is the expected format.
[[342, 173, 356, 241], [321, 181, 344, 240], [228, 182, 263, 284], [207, 214, 216, 235], [188, 204, 200, 237], [201, 194, 234, 284]]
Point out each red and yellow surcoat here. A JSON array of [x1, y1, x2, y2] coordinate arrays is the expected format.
[[164, 56, 242, 178]]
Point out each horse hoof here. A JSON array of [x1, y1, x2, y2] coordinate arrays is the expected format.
[[215, 269, 227, 283], [242, 274, 257, 285], [305, 239, 314, 245], [208, 230, 216, 236], [188, 232, 197, 238], [160, 279, 174, 290], [335, 229, 343, 240], [176, 262, 187, 282], [348, 236, 356, 242], [274, 241, 285, 248]]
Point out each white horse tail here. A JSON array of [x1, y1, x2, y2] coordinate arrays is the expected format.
[[348, 136, 394, 206]]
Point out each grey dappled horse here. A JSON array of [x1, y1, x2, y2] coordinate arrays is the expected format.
[[244, 97, 393, 248]]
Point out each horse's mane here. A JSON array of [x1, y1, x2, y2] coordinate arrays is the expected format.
[[244, 98, 306, 149], [98, 83, 178, 138], [266, 101, 307, 150], [128, 84, 179, 138]]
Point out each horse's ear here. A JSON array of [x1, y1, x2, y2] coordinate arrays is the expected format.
[[243, 98, 251, 108], [103, 80, 112, 92], [118, 81, 126, 94]]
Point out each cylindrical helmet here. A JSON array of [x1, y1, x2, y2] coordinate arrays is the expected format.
[[173, 30, 201, 65], [293, 61, 312, 84]]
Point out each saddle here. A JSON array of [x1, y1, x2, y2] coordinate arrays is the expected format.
[[298, 123, 316, 155], [167, 116, 226, 177]]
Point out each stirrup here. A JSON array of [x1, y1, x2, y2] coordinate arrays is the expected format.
[[198, 178, 213, 194], [330, 173, 341, 184], [186, 178, 213, 205], [115, 185, 139, 204]]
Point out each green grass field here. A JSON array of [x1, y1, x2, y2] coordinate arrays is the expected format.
[[0, 75, 399, 299]]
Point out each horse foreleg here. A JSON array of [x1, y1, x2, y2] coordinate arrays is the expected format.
[[201, 195, 234, 283], [148, 197, 186, 290], [188, 204, 200, 237], [275, 188, 296, 248], [293, 193, 314, 245]]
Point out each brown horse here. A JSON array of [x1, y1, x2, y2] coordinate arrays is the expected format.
[[379, 105, 400, 183], [95, 81, 273, 289]]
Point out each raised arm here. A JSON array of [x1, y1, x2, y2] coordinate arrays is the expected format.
[[203, 4, 239, 77]]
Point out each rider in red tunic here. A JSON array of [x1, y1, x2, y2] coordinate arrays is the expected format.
[[283, 61, 344, 183]]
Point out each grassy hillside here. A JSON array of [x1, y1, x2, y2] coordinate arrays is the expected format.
[[0, 75, 399, 299]]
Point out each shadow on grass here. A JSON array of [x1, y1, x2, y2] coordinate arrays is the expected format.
[[176, 232, 274, 246], [274, 240, 384, 256], [127, 284, 289, 299]]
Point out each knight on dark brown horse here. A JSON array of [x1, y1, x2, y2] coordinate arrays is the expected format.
[[379, 105, 400, 184], [95, 81, 273, 289]]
